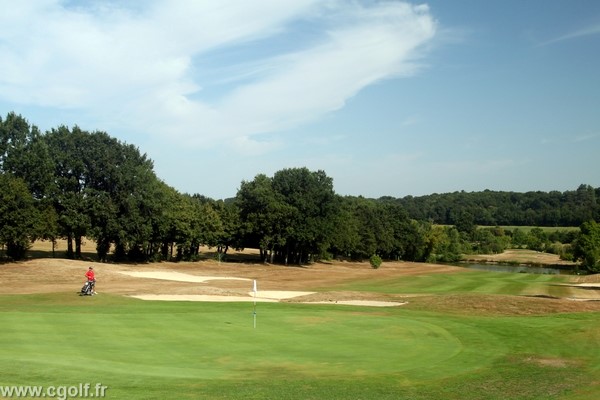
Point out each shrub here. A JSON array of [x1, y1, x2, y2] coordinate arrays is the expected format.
[[369, 254, 382, 269]]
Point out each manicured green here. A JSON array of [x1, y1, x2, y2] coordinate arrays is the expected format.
[[326, 269, 572, 297], [1, 275, 599, 399]]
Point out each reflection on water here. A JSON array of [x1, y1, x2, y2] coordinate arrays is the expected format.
[[458, 263, 576, 275]]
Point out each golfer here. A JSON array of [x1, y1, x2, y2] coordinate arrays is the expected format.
[[85, 267, 97, 295]]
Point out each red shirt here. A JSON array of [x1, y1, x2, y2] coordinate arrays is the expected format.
[[85, 269, 95, 281]]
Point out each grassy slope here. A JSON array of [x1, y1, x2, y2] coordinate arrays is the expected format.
[[0, 273, 599, 399], [324, 268, 572, 297]]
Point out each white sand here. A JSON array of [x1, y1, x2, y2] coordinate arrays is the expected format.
[[120, 270, 406, 306], [301, 300, 407, 307], [130, 294, 407, 306], [249, 291, 315, 300], [130, 294, 277, 302], [116, 271, 251, 283], [570, 283, 600, 288]]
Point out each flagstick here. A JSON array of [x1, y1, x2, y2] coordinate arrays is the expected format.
[[253, 279, 257, 329]]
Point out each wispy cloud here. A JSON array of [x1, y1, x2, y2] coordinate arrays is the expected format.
[[0, 0, 436, 151], [574, 132, 600, 142], [541, 132, 600, 144], [540, 23, 600, 45]]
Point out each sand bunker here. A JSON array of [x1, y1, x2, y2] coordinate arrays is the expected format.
[[130, 294, 407, 307], [301, 300, 407, 307], [116, 271, 251, 283], [569, 283, 600, 289], [130, 294, 278, 302], [249, 291, 315, 299], [119, 270, 405, 307]]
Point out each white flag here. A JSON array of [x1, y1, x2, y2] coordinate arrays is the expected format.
[[253, 279, 257, 294]]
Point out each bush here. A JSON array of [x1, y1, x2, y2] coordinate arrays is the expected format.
[[369, 255, 382, 269]]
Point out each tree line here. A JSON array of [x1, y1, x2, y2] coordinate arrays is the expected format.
[[1, 112, 599, 272], [392, 185, 599, 227]]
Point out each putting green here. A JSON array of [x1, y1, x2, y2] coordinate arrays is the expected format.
[[1, 291, 598, 399], [0, 295, 498, 382]]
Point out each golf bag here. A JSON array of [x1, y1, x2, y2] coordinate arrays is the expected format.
[[80, 280, 95, 296]]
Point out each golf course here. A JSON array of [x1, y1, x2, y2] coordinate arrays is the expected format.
[[1, 255, 599, 399]]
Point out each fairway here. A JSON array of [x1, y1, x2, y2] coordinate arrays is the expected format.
[[1, 259, 600, 399]]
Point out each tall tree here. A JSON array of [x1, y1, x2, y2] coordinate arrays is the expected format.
[[573, 220, 600, 273], [328, 197, 361, 259], [44, 126, 90, 257], [236, 174, 291, 262], [0, 112, 53, 199], [0, 174, 39, 260], [44, 127, 161, 260], [236, 168, 337, 264], [271, 168, 337, 264]]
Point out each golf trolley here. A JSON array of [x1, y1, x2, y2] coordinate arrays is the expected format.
[[80, 280, 95, 296]]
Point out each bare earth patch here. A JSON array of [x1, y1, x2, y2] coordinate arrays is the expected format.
[[523, 356, 580, 369]]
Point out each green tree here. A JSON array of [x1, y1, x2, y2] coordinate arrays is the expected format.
[[573, 220, 600, 273], [510, 228, 528, 248], [400, 219, 432, 262], [328, 197, 361, 259], [525, 227, 549, 252], [236, 168, 337, 264], [454, 210, 476, 237], [0, 174, 39, 260], [0, 113, 54, 199], [44, 126, 163, 261], [349, 197, 379, 260], [271, 168, 337, 264], [236, 174, 293, 263], [426, 225, 463, 262], [378, 201, 412, 261], [472, 228, 508, 254], [213, 200, 242, 258], [44, 126, 90, 258]]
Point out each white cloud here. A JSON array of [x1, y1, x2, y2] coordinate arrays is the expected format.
[[221, 5, 435, 136], [231, 135, 283, 156], [574, 132, 600, 142], [0, 0, 436, 150], [541, 23, 600, 45]]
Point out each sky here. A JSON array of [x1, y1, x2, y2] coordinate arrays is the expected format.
[[1, 0, 599, 200]]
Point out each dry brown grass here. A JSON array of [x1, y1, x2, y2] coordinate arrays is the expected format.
[[462, 249, 576, 266], [3, 240, 598, 316], [404, 293, 600, 316], [2, 255, 600, 316]]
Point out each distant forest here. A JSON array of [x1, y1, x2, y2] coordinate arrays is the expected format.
[[389, 184, 599, 227], [1, 112, 599, 271]]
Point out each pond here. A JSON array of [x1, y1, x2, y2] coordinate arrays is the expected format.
[[457, 263, 577, 275]]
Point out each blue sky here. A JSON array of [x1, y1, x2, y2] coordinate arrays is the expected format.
[[1, 1, 599, 199]]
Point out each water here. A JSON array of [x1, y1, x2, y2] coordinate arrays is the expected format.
[[457, 263, 576, 275]]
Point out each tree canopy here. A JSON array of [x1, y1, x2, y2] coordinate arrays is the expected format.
[[0, 112, 597, 267], [394, 185, 599, 227]]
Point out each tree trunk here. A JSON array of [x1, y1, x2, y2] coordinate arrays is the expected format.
[[67, 234, 74, 258], [75, 236, 82, 259]]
